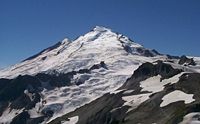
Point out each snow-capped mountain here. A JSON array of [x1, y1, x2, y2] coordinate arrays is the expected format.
[[0, 26, 159, 79], [0, 26, 200, 124]]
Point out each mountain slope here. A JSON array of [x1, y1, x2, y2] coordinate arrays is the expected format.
[[0, 26, 200, 124], [49, 61, 200, 124], [0, 26, 164, 124]]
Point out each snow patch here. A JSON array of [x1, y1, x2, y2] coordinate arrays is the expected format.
[[0, 108, 23, 124], [122, 93, 151, 112], [160, 90, 195, 107], [140, 72, 184, 93]]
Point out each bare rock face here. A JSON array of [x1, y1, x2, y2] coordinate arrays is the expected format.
[[178, 55, 196, 66]]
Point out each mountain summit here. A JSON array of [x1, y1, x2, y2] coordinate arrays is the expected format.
[[92, 26, 111, 32], [0, 26, 200, 124], [0, 26, 157, 79]]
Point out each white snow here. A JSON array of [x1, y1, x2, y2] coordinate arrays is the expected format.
[[121, 71, 188, 112], [180, 112, 200, 124], [160, 90, 195, 107], [140, 72, 184, 93], [28, 109, 43, 118], [61, 116, 79, 124], [46, 64, 139, 122], [0, 107, 23, 124], [186, 56, 200, 73], [123, 89, 135, 95], [140, 75, 162, 93], [165, 61, 199, 73], [122, 93, 151, 112]]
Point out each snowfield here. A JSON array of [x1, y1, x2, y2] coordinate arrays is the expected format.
[[121, 72, 185, 112], [122, 93, 151, 112], [160, 90, 195, 107], [140, 72, 184, 93]]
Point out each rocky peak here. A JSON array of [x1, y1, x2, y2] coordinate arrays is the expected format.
[[120, 61, 183, 89], [92, 26, 111, 32], [178, 55, 196, 66]]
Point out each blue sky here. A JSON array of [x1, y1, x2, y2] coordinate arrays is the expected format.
[[0, 0, 200, 68]]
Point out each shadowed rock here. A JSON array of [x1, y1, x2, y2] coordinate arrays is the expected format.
[[120, 61, 182, 90], [178, 55, 196, 66]]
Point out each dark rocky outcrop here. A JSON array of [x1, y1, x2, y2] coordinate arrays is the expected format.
[[0, 75, 41, 102], [136, 48, 160, 57], [0, 73, 71, 124], [178, 55, 196, 66], [89, 61, 108, 70], [174, 73, 200, 101], [68, 61, 108, 85], [11, 111, 30, 124], [35, 73, 72, 87], [10, 111, 46, 124], [0, 102, 8, 116], [119, 39, 160, 57], [136, 48, 153, 57], [0, 75, 43, 121], [120, 61, 182, 90]]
